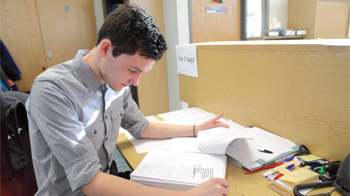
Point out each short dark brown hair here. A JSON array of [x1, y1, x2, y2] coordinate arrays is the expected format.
[[97, 5, 167, 61]]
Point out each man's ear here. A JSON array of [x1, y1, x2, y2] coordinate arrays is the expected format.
[[99, 39, 112, 57]]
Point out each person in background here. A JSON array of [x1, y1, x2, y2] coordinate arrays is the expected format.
[[26, 4, 230, 196]]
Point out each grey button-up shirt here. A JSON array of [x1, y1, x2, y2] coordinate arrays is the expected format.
[[26, 51, 148, 195]]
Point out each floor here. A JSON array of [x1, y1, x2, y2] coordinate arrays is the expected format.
[[113, 147, 132, 173]]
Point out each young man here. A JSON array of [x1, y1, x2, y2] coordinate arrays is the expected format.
[[27, 5, 229, 196]]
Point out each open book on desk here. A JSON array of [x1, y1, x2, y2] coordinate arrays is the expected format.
[[130, 149, 227, 191], [224, 122, 299, 171], [130, 108, 231, 191], [161, 119, 299, 171]]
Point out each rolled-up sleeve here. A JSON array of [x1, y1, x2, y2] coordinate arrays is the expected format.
[[120, 87, 149, 138]]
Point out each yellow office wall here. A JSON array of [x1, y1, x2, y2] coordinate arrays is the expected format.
[[288, 0, 318, 39], [191, 0, 241, 42], [288, 0, 350, 39], [314, 1, 350, 38]]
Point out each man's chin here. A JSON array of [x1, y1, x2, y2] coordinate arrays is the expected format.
[[109, 85, 124, 91], [116, 87, 125, 91]]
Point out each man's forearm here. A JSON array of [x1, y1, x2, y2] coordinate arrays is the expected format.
[[140, 122, 195, 139]]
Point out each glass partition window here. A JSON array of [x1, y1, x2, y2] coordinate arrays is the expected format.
[[246, 1, 263, 39], [242, 0, 288, 40]]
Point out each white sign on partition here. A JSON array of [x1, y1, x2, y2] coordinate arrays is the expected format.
[[176, 45, 198, 78]]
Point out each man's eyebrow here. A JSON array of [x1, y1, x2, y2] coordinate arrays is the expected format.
[[129, 66, 143, 73]]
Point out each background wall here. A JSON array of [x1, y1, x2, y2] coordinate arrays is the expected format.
[[191, 0, 241, 43], [2, 0, 349, 115], [1, 0, 97, 92], [1, 0, 47, 92], [288, 0, 350, 39], [314, 0, 350, 39], [35, 0, 97, 67]]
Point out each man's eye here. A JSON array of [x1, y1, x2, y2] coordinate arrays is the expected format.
[[128, 69, 137, 73]]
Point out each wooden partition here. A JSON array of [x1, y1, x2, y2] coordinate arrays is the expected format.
[[191, 0, 241, 42], [179, 40, 349, 162]]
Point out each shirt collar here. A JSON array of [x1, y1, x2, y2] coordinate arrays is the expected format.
[[75, 50, 103, 92]]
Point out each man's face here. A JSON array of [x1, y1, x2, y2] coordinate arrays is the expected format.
[[101, 50, 155, 91]]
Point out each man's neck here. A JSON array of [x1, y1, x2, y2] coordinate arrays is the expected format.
[[83, 47, 105, 84]]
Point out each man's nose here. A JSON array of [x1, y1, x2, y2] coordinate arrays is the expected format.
[[130, 73, 142, 86]]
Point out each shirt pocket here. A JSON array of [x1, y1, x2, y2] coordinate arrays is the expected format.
[[85, 121, 104, 151]]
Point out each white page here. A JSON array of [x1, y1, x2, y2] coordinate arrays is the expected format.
[[119, 128, 168, 154], [119, 116, 169, 154], [161, 121, 253, 155], [225, 120, 298, 169], [244, 126, 297, 162], [145, 115, 159, 122], [160, 137, 202, 153], [158, 107, 216, 125], [197, 125, 253, 155], [226, 139, 261, 167], [131, 149, 226, 186], [227, 156, 263, 171], [176, 45, 198, 78]]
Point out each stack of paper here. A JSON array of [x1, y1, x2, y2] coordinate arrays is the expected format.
[[128, 107, 300, 191], [130, 149, 227, 191], [158, 107, 299, 171], [157, 107, 216, 125]]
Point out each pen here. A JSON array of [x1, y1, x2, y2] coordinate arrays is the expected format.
[[288, 166, 296, 171], [283, 157, 294, 162], [258, 149, 273, 154], [273, 173, 284, 180], [245, 162, 284, 174], [264, 171, 278, 178], [286, 164, 295, 170]]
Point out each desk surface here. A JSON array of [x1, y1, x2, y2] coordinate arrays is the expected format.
[[116, 133, 341, 196]]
